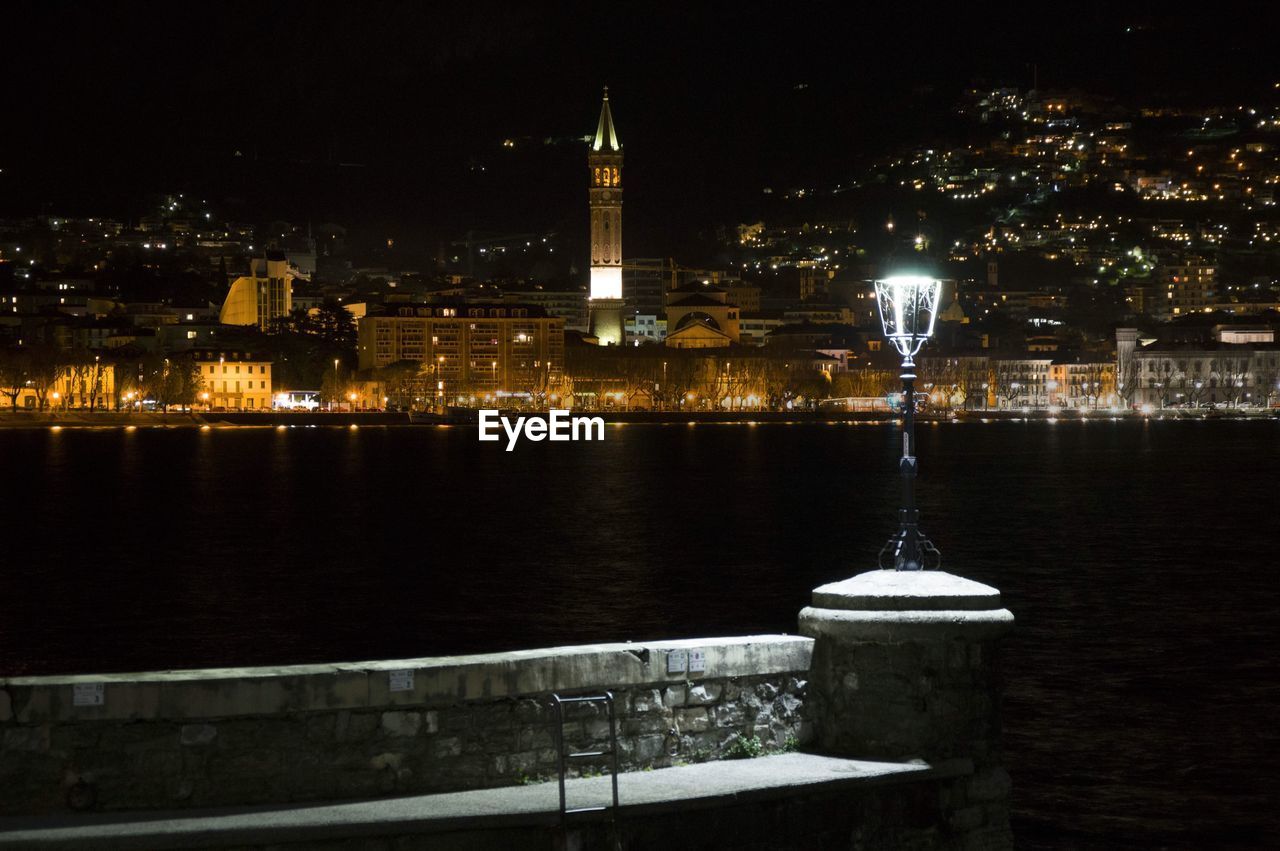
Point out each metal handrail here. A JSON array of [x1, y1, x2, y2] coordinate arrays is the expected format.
[[551, 691, 620, 834]]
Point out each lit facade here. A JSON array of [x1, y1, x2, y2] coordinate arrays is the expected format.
[[194, 350, 274, 410], [1047, 359, 1116, 408], [11, 364, 116, 410], [1156, 256, 1217, 318], [989, 355, 1055, 408], [503, 290, 587, 330], [625, 313, 666, 344], [219, 252, 292, 331], [356, 303, 565, 399], [1131, 343, 1280, 408], [665, 291, 741, 349]]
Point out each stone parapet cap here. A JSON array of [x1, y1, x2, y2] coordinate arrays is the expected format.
[[0, 635, 812, 725], [812, 570, 1003, 612], [799, 606, 1014, 643]]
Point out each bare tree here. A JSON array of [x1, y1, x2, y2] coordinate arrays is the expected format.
[[1186, 374, 1209, 408], [663, 357, 699, 410], [65, 348, 104, 409], [0, 347, 30, 411], [1253, 359, 1280, 409], [25, 344, 67, 412], [920, 358, 959, 412], [150, 356, 203, 412], [1079, 363, 1107, 409], [618, 358, 658, 409], [113, 357, 145, 411], [87, 355, 108, 412], [378, 361, 428, 411], [320, 363, 352, 409], [1116, 356, 1141, 410], [993, 366, 1023, 409], [1148, 359, 1181, 408], [1213, 355, 1249, 408]]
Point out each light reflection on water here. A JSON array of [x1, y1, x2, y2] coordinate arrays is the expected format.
[[1, 421, 1276, 847]]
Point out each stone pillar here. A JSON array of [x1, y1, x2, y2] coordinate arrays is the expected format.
[[799, 569, 1014, 847]]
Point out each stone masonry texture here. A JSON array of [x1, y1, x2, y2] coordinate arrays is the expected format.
[[805, 623, 1013, 849], [0, 673, 809, 815]]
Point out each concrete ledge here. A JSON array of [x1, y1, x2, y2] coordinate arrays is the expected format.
[[1, 635, 812, 724], [799, 606, 1014, 642], [0, 752, 969, 850]]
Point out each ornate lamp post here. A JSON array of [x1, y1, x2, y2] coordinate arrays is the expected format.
[[799, 276, 1015, 847], [874, 276, 942, 571]]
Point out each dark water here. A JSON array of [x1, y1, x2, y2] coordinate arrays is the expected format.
[[2, 421, 1277, 848]]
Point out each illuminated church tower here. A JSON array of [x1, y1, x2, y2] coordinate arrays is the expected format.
[[588, 87, 625, 345]]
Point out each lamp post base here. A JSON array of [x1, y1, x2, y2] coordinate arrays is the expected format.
[[878, 518, 941, 572]]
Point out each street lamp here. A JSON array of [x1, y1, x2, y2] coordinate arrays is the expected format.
[[332, 358, 340, 412], [874, 275, 942, 571]]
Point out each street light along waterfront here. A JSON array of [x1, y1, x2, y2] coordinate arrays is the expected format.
[[874, 275, 943, 571]]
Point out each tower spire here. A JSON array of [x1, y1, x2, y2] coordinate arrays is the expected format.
[[593, 86, 620, 152], [587, 86, 625, 345]]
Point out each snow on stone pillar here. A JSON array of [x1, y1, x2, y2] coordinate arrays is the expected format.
[[799, 569, 1014, 845]]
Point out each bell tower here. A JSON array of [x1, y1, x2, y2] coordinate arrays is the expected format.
[[588, 87, 625, 345]]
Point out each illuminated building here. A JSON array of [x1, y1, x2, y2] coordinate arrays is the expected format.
[[989, 355, 1054, 408], [621, 258, 672, 315], [1156, 256, 1217, 318], [799, 268, 832, 301], [219, 251, 293, 331], [1047, 358, 1115, 408], [194, 350, 274, 410], [356, 303, 564, 398], [587, 88, 625, 346], [10, 364, 116, 410], [938, 291, 968, 324], [502, 289, 588, 330], [1131, 340, 1280, 408], [738, 312, 787, 345], [664, 289, 741, 349], [625, 313, 666, 344]]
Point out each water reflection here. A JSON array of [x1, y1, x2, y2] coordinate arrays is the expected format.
[[0, 422, 1275, 846]]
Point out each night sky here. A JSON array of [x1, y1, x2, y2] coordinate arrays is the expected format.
[[4, 2, 1278, 254]]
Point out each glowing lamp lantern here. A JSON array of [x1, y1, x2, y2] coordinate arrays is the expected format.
[[873, 276, 942, 571], [875, 276, 941, 367]]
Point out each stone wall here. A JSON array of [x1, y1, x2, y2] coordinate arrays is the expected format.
[[0, 636, 812, 816]]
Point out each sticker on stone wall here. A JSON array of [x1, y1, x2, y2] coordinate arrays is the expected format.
[[389, 670, 415, 692], [72, 683, 104, 706], [667, 649, 688, 674], [689, 650, 706, 673]]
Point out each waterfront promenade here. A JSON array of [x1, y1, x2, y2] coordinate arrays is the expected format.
[[0, 753, 957, 850], [1, 407, 1262, 430]]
